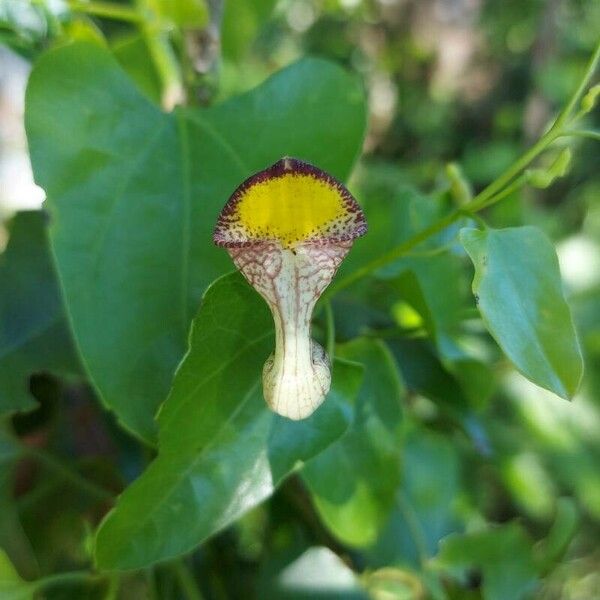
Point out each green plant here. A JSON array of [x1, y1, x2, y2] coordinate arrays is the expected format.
[[1, 1, 600, 598]]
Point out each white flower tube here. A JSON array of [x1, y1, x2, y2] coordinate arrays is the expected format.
[[214, 158, 367, 420]]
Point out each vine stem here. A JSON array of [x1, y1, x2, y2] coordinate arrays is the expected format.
[[561, 129, 600, 141], [325, 38, 600, 299]]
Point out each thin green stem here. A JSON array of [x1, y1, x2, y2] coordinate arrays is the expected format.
[[22, 446, 114, 503], [146, 568, 160, 600], [172, 559, 204, 600], [465, 131, 559, 212], [472, 172, 530, 212], [104, 573, 121, 600], [458, 209, 488, 229], [68, 0, 142, 22], [32, 570, 102, 593], [135, 0, 185, 108], [560, 129, 600, 141], [553, 40, 600, 130], [324, 300, 335, 361], [324, 210, 459, 299]]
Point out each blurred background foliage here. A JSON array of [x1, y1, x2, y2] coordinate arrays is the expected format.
[[0, 0, 599, 599]]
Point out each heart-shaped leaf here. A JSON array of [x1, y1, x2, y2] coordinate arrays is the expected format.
[[25, 42, 366, 442]]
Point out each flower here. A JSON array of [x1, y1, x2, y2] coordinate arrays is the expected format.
[[214, 157, 367, 419]]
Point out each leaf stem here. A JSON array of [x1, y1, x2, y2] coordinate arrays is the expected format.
[[553, 40, 600, 130], [68, 0, 142, 23], [135, 0, 186, 109], [172, 559, 204, 600], [560, 129, 600, 141], [325, 210, 458, 298], [471, 172, 530, 213], [21, 445, 114, 503]]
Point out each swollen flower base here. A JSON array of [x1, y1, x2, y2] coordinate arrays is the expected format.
[[213, 157, 367, 419]]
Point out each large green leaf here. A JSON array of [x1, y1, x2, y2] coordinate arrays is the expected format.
[[94, 273, 363, 570], [25, 41, 366, 442], [302, 338, 404, 546], [460, 226, 583, 399], [0, 212, 81, 416]]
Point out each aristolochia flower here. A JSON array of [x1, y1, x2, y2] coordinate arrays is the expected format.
[[213, 158, 367, 420]]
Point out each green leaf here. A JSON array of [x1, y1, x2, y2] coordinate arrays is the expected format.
[[0, 548, 34, 600], [460, 226, 583, 399], [436, 523, 539, 600], [0, 212, 81, 416], [25, 41, 366, 442], [302, 338, 404, 546], [534, 498, 579, 573], [365, 430, 462, 569], [387, 252, 467, 360], [94, 273, 363, 570]]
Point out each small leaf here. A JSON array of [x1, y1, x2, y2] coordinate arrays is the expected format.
[[94, 273, 363, 570], [302, 338, 404, 546], [460, 226, 583, 399], [527, 148, 572, 189], [435, 523, 539, 600], [534, 498, 579, 573], [0, 212, 81, 416], [445, 162, 472, 205], [580, 83, 600, 114]]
